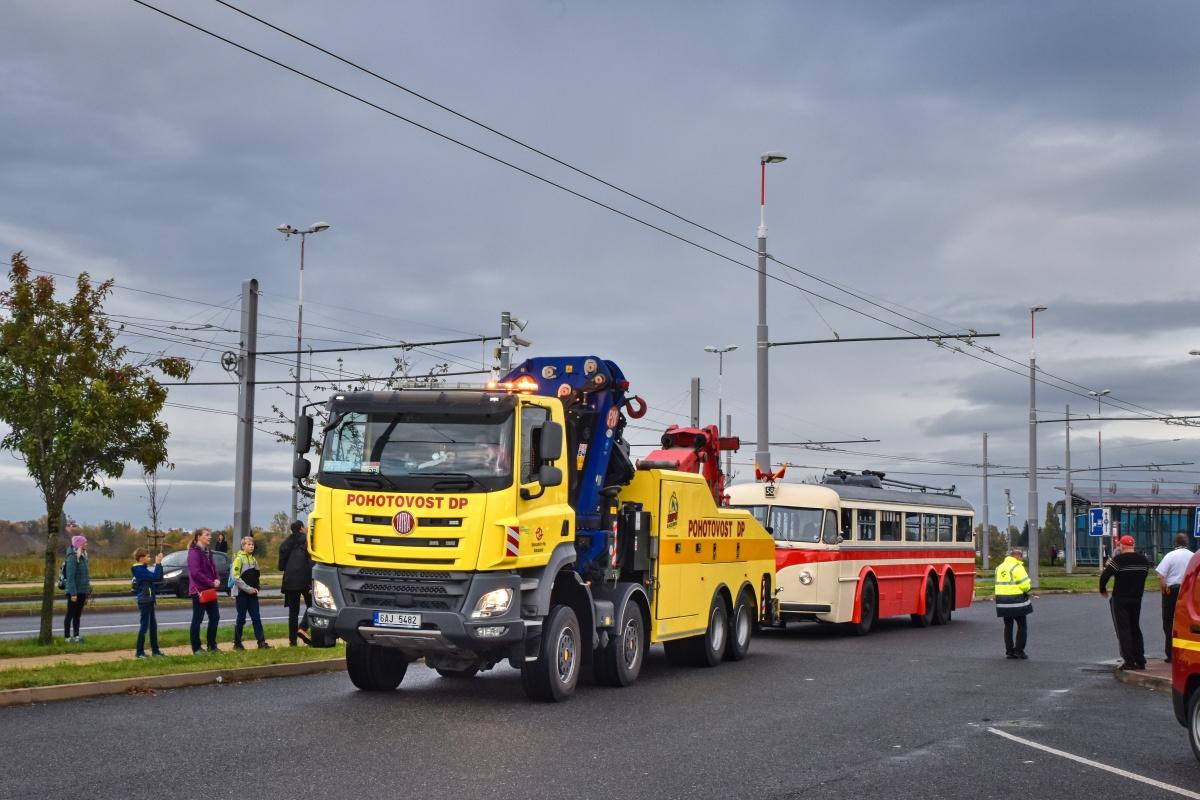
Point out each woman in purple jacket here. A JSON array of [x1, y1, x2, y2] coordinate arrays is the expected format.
[[187, 528, 221, 655]]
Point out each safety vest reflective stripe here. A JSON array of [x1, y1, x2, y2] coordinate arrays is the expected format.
[[996, 597, 1032, 608]]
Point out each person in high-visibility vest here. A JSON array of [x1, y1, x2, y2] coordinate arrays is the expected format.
[[995, 548, 1033, 659]]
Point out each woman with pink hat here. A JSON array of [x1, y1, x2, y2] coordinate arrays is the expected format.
[[63, 534, 92, 642]]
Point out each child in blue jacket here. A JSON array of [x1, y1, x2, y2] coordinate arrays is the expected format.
[[131, 548, 166, 658]]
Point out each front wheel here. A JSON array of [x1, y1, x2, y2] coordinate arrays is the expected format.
[[346, 643, 408, 692], [521, 605, 581, 702], [850, 578, 877, 637], [595, 600, 645, 687], [724, 592, 754, 661]]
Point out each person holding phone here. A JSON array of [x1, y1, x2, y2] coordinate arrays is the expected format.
[[131, 547, 166, 658], [187, 528, 221, 655]]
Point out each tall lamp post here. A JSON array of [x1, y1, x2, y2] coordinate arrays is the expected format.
[[277, 221, 331, 523], [1027, 304, 1047, 586], [1089, 388, 1111, 561], [755, 151, 787, 475], [704, 345, 738, 477]]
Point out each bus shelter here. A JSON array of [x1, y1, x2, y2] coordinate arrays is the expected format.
[[1056, 488, 1197, 566]]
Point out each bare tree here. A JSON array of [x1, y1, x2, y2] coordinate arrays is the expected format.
[[142, 469, 171, 552]]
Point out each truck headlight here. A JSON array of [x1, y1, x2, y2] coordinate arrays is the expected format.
[[163, 569, 182, 580], [798, 570, 813, 586], [471, 587, 513, 619], [313, 579, 337, 611]]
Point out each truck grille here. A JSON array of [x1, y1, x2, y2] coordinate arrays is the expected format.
[[339, 567, 469, 612]]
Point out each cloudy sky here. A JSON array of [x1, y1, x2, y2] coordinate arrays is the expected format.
[[2, 0, 1199, 533]]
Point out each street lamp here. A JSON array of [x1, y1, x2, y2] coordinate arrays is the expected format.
[[756, 151, 787, 478], [1089, 388, 1112, 560], [704, 345, 738, 477], [277, 221, 331, 524], [1027, 304, 1047, 586]]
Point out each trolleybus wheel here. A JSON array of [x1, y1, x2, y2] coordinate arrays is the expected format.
[[934, 575, 954, 626], [521, 605, 581, 702], [724, 591, 754, 661], [911, 576, 937, 628], [346, 643, 408, 692], [850, 577, 877, 637], [595, 600, 645, 687]]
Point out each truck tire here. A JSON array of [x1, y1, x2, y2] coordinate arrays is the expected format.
[[595, 600, 645, 687], [724, 591, 754, 661], [521, 605, 581, 702], [346, 643, 408, 692], [1189, 689, 1200, 763], [695, 594, 728, 667]]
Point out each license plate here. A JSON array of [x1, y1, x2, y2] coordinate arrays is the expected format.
[[373, 611, 420, 629]]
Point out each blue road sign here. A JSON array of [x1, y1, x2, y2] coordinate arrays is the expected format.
[[1090, 507, 1106, 537], [1194, 507, 1200, 538]]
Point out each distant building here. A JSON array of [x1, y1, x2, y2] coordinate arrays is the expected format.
[[1056, 486, 1197, 565]]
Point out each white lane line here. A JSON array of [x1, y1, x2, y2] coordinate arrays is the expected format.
[[988, 728, 1200, 799], [0, 615, 289, 637]]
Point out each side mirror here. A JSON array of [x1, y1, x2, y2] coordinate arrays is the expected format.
[[293, 457, 311, 479], [295, 414, 314, 454], [538, 421, 563, 462], [538, 464, 562, 488]]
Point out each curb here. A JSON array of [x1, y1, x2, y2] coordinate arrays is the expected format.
[[1113, 665, 1171, 691], [0, 657, 345, 707]]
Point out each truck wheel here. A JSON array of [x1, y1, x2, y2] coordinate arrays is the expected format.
[[934, 576, 954, 625], [346, 643, 408, 692], [850, 577, 877, 637], [724, 591, 754, 661], [695, 594, 728, 668], [595, 600, 645, 687], [911, 576, 936, 628], [521, 605, 581, 702]]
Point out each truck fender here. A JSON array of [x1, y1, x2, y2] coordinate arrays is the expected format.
[[590, 582, 650, 631], [524, 542, 578, 617]]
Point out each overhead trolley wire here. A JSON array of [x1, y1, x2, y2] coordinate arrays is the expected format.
[[126, 4, 1184, 427]]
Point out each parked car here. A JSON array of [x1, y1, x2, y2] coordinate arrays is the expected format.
[[1171, 548, 1200, 761], [157, 549, 231, 598]]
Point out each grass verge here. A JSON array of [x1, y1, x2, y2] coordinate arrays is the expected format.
[[0, 623, 295, 659], [974, 572, 1162, 595], [0, 643, 345, 691]]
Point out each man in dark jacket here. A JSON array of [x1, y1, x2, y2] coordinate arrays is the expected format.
[[1100, 534, 1150, 670], [279, 520, 313, 646]]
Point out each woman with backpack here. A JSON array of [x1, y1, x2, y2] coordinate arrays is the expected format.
[[231, 536, 271, 650], [63, 535, 92, 642], [187, 528, 222, 655], [131, 547, 166, 658]]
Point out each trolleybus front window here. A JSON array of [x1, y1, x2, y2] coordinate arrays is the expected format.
[[765, 507, 825, 544]]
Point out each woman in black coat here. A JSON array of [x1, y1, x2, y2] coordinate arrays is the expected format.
[[278, 521, 313, 646]]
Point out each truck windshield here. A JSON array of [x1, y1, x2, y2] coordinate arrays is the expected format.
[[321, 410, 515, 489], [734, 505, 825, 544]]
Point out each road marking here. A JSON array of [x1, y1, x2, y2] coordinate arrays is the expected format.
[[988, 728, 1200, 799], [0, 615, 289, 637]]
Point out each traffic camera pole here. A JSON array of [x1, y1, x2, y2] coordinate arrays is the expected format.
[[981, 432, 989, 570]]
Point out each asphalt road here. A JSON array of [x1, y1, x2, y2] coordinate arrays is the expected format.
[[2, 594, 1196, 800]]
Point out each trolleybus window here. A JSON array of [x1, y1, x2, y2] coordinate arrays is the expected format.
[[766, 507, 825, 543], [857, 509, 877, 541], [822, 511, 840, 545], [905, 512, 921, 542], [956, 516, 973, 543], [840, 509, 853, 539], [880, 511, 901, 541], [923, 513, 938, 542], [938, 515, 953, 542]]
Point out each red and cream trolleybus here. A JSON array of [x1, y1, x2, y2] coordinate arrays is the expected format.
[[726, 470, 975, 635]]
